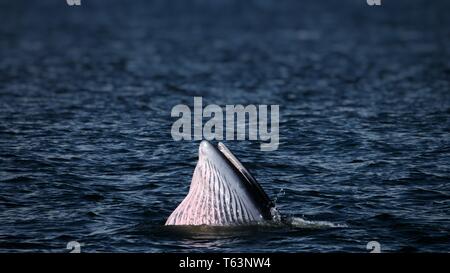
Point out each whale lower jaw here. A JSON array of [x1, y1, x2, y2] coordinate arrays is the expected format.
[[165, 157, 264, 226], [165, 141, 273, 226]]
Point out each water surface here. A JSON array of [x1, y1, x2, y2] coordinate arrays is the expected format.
[[0, 0, 449, 252]]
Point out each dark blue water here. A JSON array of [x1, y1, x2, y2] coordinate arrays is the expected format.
[[0, 0, 449, 252]]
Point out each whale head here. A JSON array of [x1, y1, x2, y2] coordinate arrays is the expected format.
[[165, 140, 275, 226]]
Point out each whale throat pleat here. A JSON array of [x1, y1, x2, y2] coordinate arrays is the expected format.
[[165, 158, 262, 225]]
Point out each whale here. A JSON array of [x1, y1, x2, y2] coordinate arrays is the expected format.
[[165, 140, 276, 226]]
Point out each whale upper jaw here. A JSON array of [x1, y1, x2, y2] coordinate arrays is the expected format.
[[165, 141, 274, 226]]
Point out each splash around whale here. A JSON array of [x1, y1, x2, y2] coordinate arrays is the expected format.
[[165, 140, 280, 226]]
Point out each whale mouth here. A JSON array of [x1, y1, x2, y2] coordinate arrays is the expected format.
[[198, 141, 274, 220], [165, 141, 275, 226], [215, 142, 274, 220]]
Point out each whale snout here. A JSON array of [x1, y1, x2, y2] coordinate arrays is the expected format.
[[198, 140, 221, 161], [199, 140, 213, 157]]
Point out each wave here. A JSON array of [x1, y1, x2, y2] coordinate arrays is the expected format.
[[286, 217, 348, 229]]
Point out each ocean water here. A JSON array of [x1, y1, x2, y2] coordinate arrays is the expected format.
[[0, 0, 449, 252]]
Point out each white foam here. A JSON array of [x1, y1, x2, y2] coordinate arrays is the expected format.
[[288, 217, 348, 229]]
